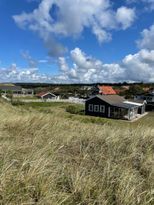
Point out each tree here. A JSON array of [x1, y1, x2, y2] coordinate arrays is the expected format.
[[124, 85, 144, 99]]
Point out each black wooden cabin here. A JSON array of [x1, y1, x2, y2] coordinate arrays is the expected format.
[[85, 95, 145, 120]]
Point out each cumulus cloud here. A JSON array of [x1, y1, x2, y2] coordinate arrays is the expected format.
[[0, 63, 59, 83], [13, 0, 136, 55], [1, 48, 154, 83], [116, 7, 136, 29], [57, 48, 154, 83], [122, 49, 154, 82], [137, 24, 154, 50]]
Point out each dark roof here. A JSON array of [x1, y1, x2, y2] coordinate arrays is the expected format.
[[97, 95, 125, 104], [87, 95, 139, 109], [0, 85, 22, 91]]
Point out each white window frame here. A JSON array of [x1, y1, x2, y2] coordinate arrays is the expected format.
[[88, 104, 93, 112], [100, 105, 105, 113], [94, 105, 99, 112]]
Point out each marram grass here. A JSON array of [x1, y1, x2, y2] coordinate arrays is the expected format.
[[0, 100, 154, 205]]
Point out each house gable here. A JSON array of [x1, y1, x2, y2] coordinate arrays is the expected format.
[[85, 96, 110, 117], [36, 92, 57, 99]]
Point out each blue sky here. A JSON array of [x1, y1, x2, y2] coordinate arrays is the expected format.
[[0, 0, 154, 83]]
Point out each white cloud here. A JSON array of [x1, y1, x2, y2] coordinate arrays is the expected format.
[[1, 48, 154, 83], [0, 64, 53, 82], [116, 7, 136, 29], [122, 49, 154, 82], [13, 0, 136, 55], [56, 48, 154, 83], [137, 24, 154, 50], [58, 57, 69, 72]]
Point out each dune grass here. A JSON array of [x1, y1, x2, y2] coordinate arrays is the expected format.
[[0, 99, 154, 204]]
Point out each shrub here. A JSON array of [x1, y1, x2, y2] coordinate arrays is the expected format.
[[11, 100, 25, 106], [66, 105, 84, 115]]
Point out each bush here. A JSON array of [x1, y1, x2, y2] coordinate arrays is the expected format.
[[11, 100, 25, 106], [66, 105, 84, 115]]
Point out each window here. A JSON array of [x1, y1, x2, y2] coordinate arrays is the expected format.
[[94, 105, 99, 112], [100, 105, 105, 113], [88, 104, 93, 112]]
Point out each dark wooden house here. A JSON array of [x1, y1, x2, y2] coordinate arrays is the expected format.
[[134, 91, 154, 111], [85, 95, 145, 120]]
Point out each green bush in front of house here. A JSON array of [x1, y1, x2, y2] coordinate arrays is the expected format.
[[11, 100, 25, 106], [66, 105, 84, 115]]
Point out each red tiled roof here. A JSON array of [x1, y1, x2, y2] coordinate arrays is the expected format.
[[114, 89, 121, 94], [36, 91, 48, 97], [98, 86, 117, 95]]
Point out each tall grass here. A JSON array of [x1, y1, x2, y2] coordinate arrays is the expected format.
[[0, 100, 154, 204]]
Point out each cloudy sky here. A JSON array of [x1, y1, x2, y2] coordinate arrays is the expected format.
[[0, 0, 154, 83]]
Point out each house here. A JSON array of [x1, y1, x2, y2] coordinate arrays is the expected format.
[[36, 92, 58, 100], [91, 85, 117, 96], [0, 84, 34, 96], [122, 85, 130, 90], [0, 85, 22, 95], [85, 95, 146, 120], [134, 90, 154, 111], [98, 85, 117, 95], [21, 88, 34, 96]]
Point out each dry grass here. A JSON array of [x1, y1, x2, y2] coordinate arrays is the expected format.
[[0, 100, 154, 205]]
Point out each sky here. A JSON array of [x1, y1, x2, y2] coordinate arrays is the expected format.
[[0, 0, 154, 83]]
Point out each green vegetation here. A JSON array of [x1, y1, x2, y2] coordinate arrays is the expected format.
[[13, 96, 37, 100], [6, 90, 13, 101], [0, 89, 2, 97], [121, 85, 144, 98], [66, 105, 84, 115], [0, 99, 154, 204]]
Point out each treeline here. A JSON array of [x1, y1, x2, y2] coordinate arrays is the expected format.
[[15, 82, 154, 89]]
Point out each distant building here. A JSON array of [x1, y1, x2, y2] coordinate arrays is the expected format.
[[85, 95, 146, 120], [22, 88, 34, 96], [134, 90, 154, 111], [0, 85, 22, 95], [98, 85, 117, 95], [0, 84, 34, 96], [122, 85, 130, 90], [91, 85, 117, 96], [36, 92, 58, 100]]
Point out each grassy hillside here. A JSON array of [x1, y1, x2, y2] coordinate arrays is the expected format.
[[0, 100, 154, 204]]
